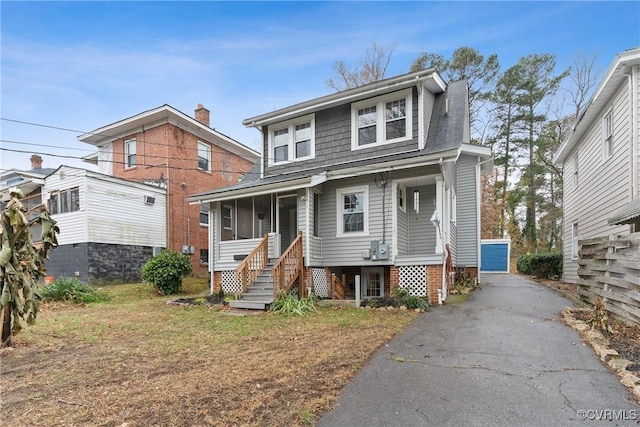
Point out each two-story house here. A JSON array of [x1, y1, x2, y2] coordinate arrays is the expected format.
[[553, 47, 640, 284], [189, 69, 492, 308], [78, 104, 260, 275]]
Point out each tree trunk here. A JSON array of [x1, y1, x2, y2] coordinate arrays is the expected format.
[[1, 304, 12, 348]]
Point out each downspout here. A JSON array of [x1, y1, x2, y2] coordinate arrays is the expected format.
[[476, 156, 494, 285], [628, 66, 638, 200]]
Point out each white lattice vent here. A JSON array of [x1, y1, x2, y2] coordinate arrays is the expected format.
[[398, 265, 427, 296], [312, 268, 329, 298], [221, 271, 242, 294]]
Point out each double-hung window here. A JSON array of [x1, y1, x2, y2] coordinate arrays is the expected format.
[[125, 139, 136, 168], [198, 141, 211, 171], [336, 186, 368, 236], [571, 222, 579, 260], [351, 88, 412, 150], [603, 108, 613, 160], [199, 204, 209, 226], [269, 114, 315, 165], [49, 187, 80, 215]]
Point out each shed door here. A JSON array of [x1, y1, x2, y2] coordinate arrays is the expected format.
[[480, 241, 510, 273]]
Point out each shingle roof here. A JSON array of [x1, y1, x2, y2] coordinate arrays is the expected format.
[[189, 78, 471, 201]]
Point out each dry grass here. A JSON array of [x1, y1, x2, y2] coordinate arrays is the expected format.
[[1, 278, 418, 426]]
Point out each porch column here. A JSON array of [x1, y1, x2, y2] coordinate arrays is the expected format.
[[434, 176, 444, 254]]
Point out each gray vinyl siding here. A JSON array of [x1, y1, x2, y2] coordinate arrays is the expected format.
[[318, 176, 393, 266], [407, 185, 436, 254], [264, 89, 420, 177], [456, 154, 479, 267], [562, 79, 634, 283]]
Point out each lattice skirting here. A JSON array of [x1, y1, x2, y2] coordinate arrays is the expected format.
[[398, 265, 427, 296], [312, 268, 329, 298], [221, 271, 242, 294]]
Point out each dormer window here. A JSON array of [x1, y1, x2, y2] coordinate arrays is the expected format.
[[351, 88, 413, 150], [268, 114, 315, 165]]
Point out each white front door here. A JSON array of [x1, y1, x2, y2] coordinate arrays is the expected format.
[[362, 267, 384, 298]]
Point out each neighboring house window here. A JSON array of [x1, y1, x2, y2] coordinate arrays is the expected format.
[[268, 114, 315, 165], [198, 141, 211, 171], [571, 222, 579, 260], [336, 186, 368, 236], [222, 153, 231, 180], [351, 88, 412, 150], [222, 204, 234, 240], [603, 108, 613, 160], [200, 249, 209, 265], [572, 152, 579, 189], [398, 183, 406, 213], [200, 204, 209, 226], [125, 139, 136, 168], [49, 187, 80, 215]]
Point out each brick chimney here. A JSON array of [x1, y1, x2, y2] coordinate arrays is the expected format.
[[195, 104, 210, 127], [30, 154, 43, 170]]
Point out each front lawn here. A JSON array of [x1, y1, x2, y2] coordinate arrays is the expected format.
[[1, 278, 418, 426]]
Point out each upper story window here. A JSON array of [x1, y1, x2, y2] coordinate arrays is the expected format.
[[198, 141, 211, 171], [49, 187, 80, 215], [351, 88, 413, 150], [125, 139, 136, 168], [268, 114, 315, 166], [336, 185, 369, 237], [603, 108, 613, 160]]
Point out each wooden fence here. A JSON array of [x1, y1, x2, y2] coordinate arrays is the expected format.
[[577, 232, 640, 325]]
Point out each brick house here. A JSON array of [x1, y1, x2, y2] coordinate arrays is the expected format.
[[79, 104, 260, 275]]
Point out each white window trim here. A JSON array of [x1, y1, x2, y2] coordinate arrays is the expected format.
[[398, 183, 406, 213], [351, 88, 413, 151], [198, 141, 212, 172], [602, 107, 613, 161], [336, 185, 369, 237], [571, 222, 579, 260], [572, 152, 579, 189], [125, 139, 136, 169], [267, 113, 315, 166]]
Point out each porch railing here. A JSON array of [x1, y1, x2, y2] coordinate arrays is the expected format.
[[235, 234, 269, 294], [331, 273, 347, 300], [273, 231, 303, 298]]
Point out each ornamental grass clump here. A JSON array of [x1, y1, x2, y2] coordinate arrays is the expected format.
[[141, 251, 192, 295], [271, 291, 318, 316], [40, 277, 110, 304]]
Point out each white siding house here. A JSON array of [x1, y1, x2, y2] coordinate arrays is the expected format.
[[553, 47, 640, 283], [43, 166, 166, 284]]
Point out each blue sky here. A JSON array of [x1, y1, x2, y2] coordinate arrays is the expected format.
[[1, 1, 639, 172]]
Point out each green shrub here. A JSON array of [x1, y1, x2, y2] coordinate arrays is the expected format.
[[271, 291, 318, 316], [529, 253, 562, 279], [41, 277, 110, 304], [391, 286, 429, 310], [141, 251, 192, 295], [516, 254, 533, 275]]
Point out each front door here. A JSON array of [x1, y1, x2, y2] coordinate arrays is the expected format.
[[277, 194, 297, 254], [362, 267, 384, 298]]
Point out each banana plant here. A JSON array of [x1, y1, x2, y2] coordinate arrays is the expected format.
[[1, 188, 59, 347]]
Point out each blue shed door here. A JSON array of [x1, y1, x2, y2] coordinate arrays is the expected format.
[[481, 240, 510, 273]]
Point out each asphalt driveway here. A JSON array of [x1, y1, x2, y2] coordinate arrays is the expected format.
[[318, 273, 639, 427]]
